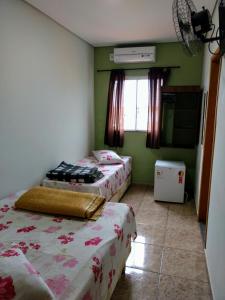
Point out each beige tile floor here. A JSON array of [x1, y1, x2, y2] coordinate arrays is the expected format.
[[111, 185, 212, 300]]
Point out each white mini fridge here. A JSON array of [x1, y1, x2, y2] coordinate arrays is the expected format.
[[154, 160, 186, 203]]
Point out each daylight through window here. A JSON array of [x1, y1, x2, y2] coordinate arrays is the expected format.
[[123, 78, 148, 131]]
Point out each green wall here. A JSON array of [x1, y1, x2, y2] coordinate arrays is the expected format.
[[94, 42, 203, 188]]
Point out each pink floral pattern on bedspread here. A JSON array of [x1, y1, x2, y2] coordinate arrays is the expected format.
[[0, 192, 136, 300], [42, 156, 132, 201]]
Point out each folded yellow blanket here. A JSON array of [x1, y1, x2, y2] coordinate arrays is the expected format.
[[15, 187, 106, 220]]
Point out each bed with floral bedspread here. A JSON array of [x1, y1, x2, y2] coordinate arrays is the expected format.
[[0, 191, 136, 300], [42, 156, 132, 202]]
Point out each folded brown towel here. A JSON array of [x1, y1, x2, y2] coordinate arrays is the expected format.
[[15, 186, 105, 220]]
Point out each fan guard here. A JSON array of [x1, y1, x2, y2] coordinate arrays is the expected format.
[[173, 0, 202, 56]]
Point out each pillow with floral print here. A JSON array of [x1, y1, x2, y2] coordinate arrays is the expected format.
[[93, 150, 123, 165], [0, 248, 54, 300]]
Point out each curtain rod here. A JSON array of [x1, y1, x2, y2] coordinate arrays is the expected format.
[[97, 66, 181, 72]]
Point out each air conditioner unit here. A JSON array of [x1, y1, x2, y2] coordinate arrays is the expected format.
[[113, 46, 156, 63]]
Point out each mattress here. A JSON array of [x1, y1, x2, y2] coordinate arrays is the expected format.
[[42, 156, 132, 202], [0, 191, 136, 300]]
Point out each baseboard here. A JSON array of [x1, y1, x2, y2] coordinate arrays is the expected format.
[[205, 248, 215, 300]]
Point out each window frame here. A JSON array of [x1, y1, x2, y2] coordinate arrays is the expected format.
[[123, 75, 148, 132]]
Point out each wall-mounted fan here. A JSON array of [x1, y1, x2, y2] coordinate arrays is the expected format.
[[172, 0, 225, 56]]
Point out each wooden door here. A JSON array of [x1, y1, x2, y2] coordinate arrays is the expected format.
[[198, 49, 221, 223]]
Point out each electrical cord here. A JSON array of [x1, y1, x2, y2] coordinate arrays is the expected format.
[[206, 0, 220, 55], [216, 27, 220, 46], [208, 24, 218, 55]]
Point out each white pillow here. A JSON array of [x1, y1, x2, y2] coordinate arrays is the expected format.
[[92, 150, 123, 165]]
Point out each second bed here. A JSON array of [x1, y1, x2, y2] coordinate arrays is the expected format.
[[42, 156, 132, 202]]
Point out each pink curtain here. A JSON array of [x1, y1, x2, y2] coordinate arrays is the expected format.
[[146, 68, 170, 148], [104, 70, 125, 147]]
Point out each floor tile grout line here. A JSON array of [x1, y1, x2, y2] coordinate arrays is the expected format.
[[158, 273, 211, 284], [159, 270, 209, 284], [125, 265, 160, 275], [161, 245, 205, 254], [125, 264, 210, 284], [132, 240, 163, 248], [156, 272, 162, 300], [132, 240, 165, 248], [152, 269, 160, 300], [131, 239, 205, 254], [159, 245, 165, 275], [125, 264, 210, 285]]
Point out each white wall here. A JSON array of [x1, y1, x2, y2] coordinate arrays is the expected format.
[[195, 1, 219, 211], [206, 56, 225, 300], [194, 1, 225, 298], [0, 0, 94, 198]]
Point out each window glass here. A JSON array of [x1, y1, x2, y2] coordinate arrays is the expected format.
[[124, 78, 148, 131], [136, 79, 148, 131], [124, 79, 137, 131]]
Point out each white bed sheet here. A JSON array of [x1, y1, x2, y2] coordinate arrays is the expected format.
[[0, 191, 136, 300]]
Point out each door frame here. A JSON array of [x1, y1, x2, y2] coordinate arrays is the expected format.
[[198, 49, 222, 223]]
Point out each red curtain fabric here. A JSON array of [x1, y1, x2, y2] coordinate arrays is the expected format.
[[104, 70, 125, 147], [146, 68, 170, 148]]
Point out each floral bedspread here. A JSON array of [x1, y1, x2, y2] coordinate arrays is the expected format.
[[0, 191, 136, 300], [42, 156, 132, 201]]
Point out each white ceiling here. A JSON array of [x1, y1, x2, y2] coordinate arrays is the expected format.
[[25, 0, 215, 47]]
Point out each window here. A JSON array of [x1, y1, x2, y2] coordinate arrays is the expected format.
[[124, 78, 148, 131]]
